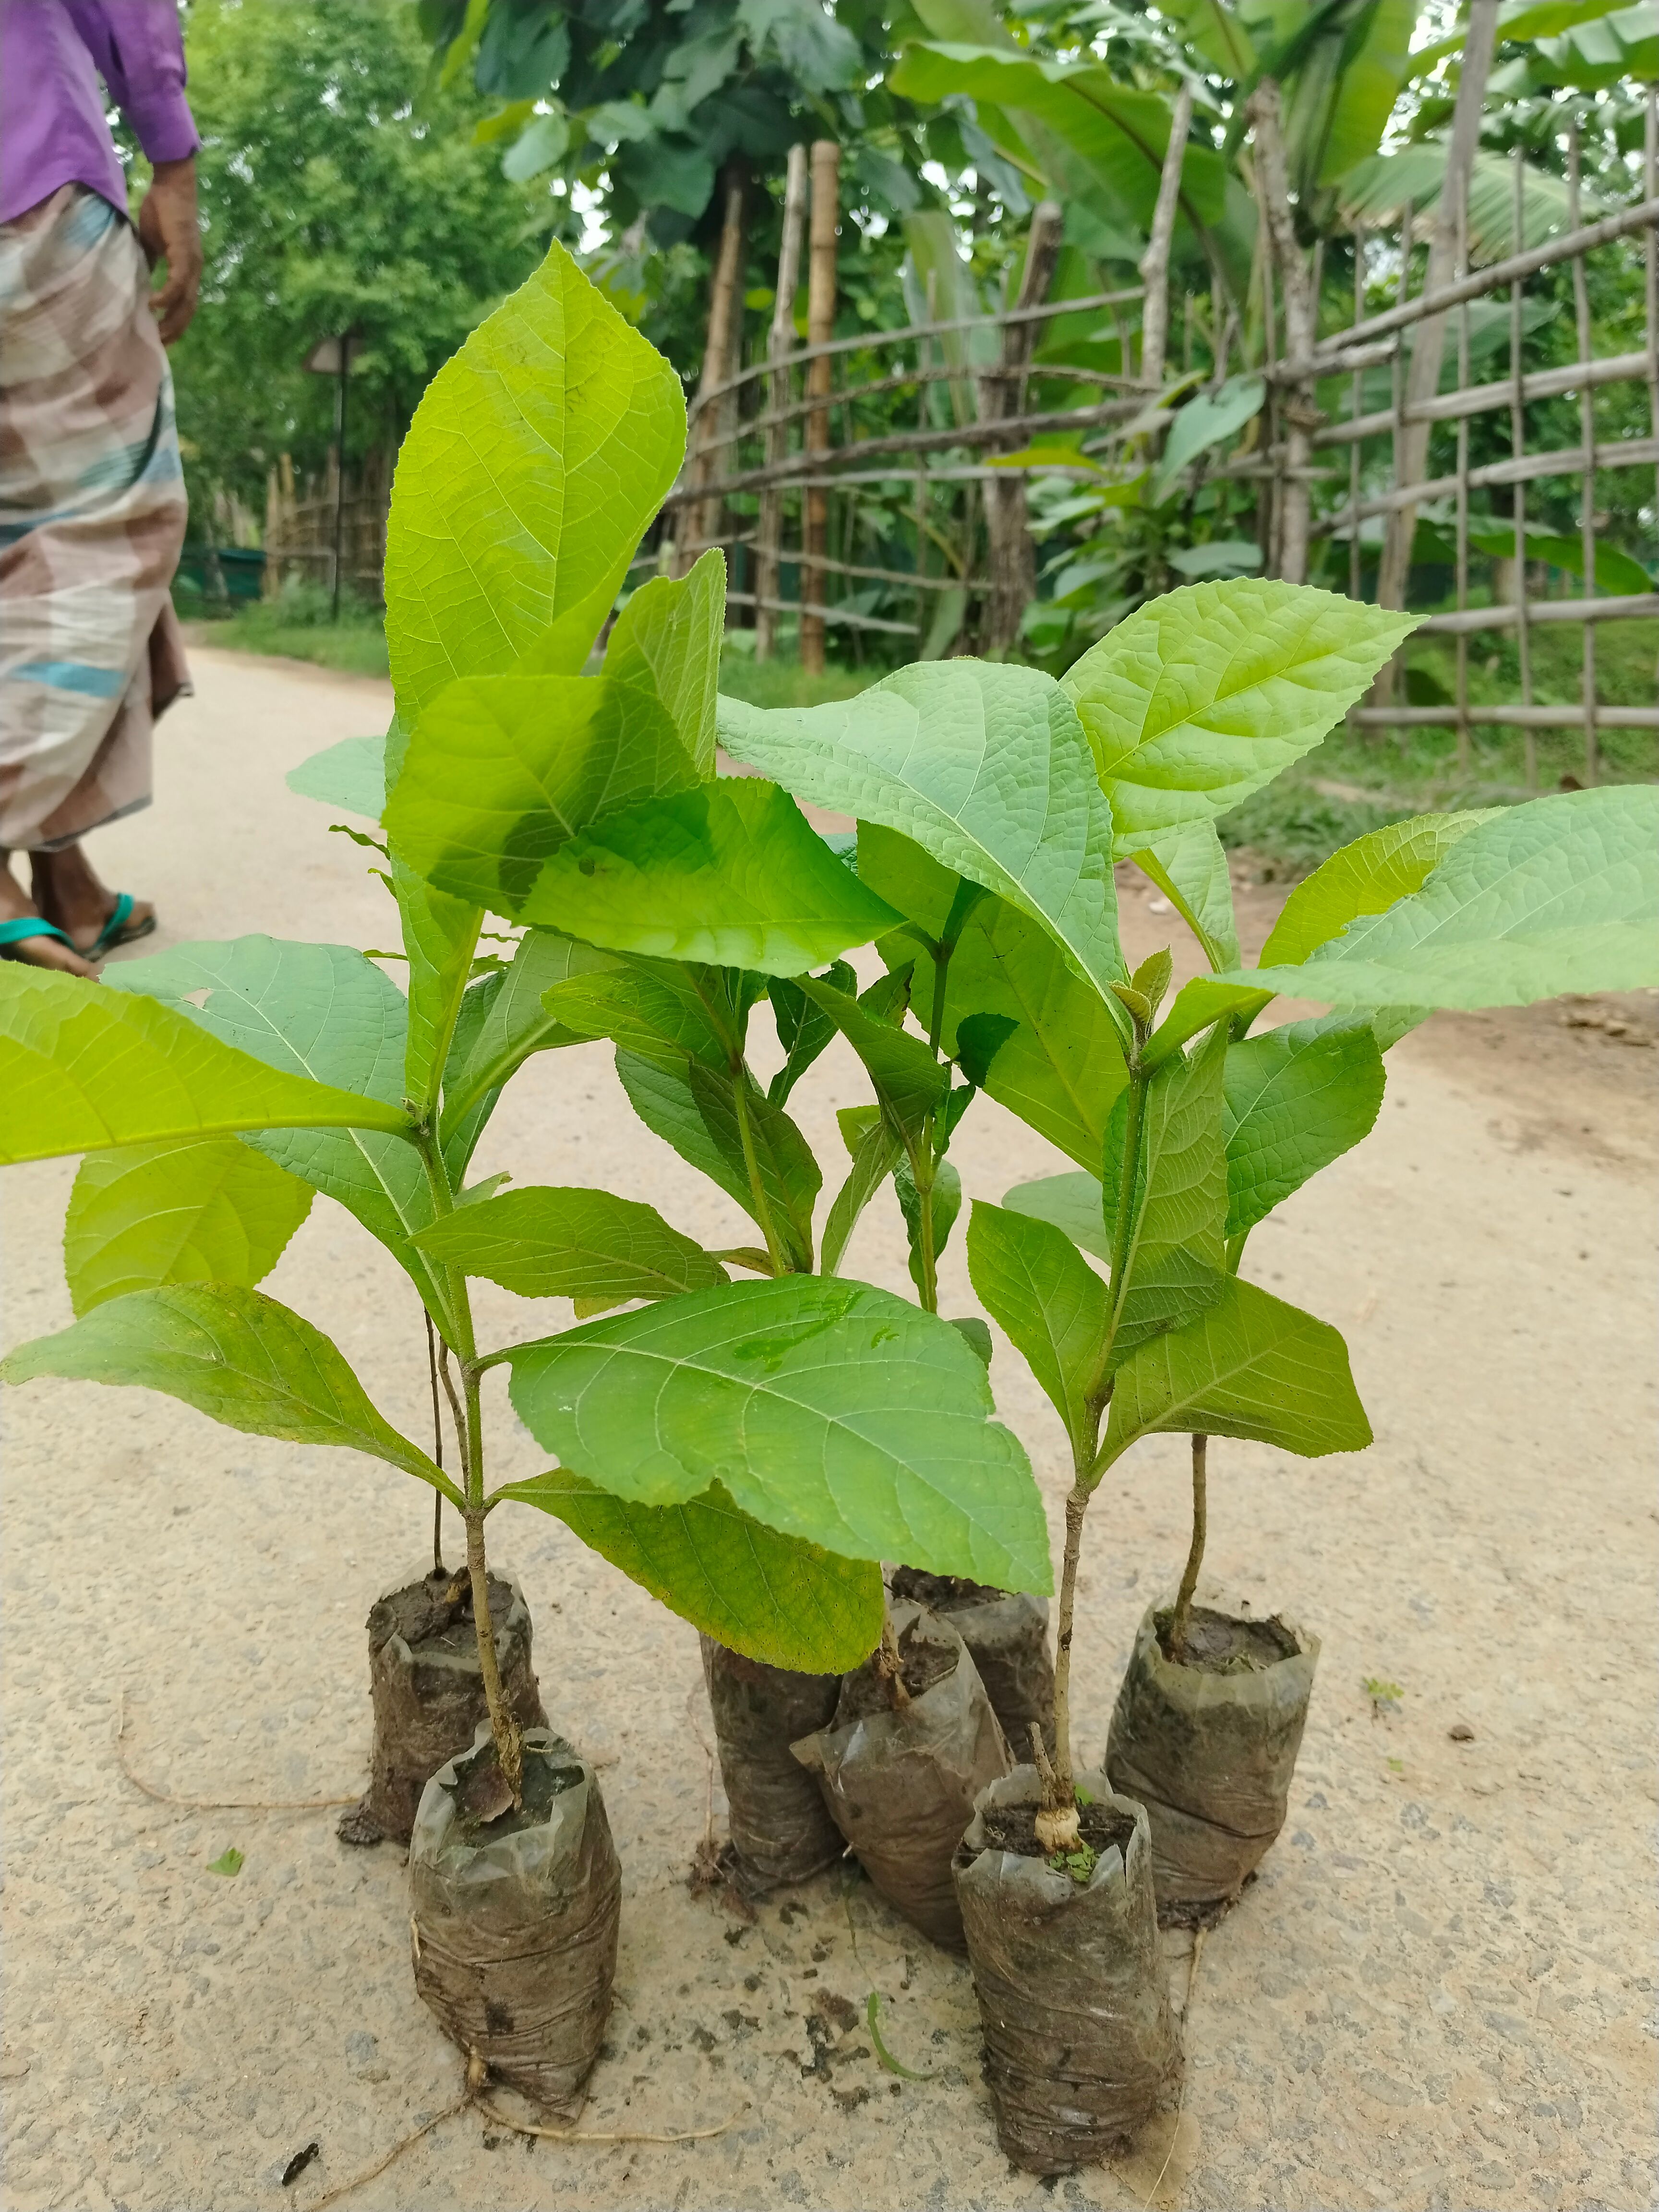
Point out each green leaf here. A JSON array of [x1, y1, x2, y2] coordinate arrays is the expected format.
[[1062, 581, 1418, 855], [542, 955, 731, 1072], [1224, 1020, 1386, 1236], [1001, 1170, 1113, 1263], [384, 672, 698, 914], [1, 1285, 458, 1503], [1141, 977, 1272, 1072], [105, 939, 445, 1322], [506, 779, 902, 974], [1108, 1026, 1230, 1359], [955, 1011, 1019, 1091], [796, 972, 949, 1141], [1130, 820, 1241, 971], [393, 860, 483, 1118], [1233, 788, 1659, 1009], [865, 1991, 938, 2082], [1259, 811, 1499, 969], [895, 1157, 962, 1293], [821, 1112, 905, 1276], [720, 660, 1128, 1015], [411, 1185, 727, 1305], [442, 928, 618, 1147], [206, 1847, 244, 1878], [617, 1053, 819, 1272], [1098, 1275, 1371, 1475], [967, 1201, 1108, 1457], [600, 552, 724, 778], [499, 1471, 883, 1671], [0, 964, 410, 1167], [65, 1140, 313, 1316], [505, 1277, 1051, 1591], [767, 961, 854, 1106], [1150, 377, 1264, 505], [286, 734, 386, 821], [383, 240, 685, 726]]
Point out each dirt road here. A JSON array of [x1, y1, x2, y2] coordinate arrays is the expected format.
[[2, 648, 1654, 2212]]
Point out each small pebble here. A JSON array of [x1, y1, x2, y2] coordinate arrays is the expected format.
[[1449, 1722, 1475, 1742]]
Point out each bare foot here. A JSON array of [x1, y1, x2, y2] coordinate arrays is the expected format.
[[0, 859, 99, 977], [31, 844, 154, 957]]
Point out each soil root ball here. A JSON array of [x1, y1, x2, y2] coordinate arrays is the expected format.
[[890, 1568, 1056, 1756], [792, 1599, 1010, 1950], [408, 1727, 620, 2117], [699, 1636, 843, 1893], [338, 1570, 548, 1848], [954, 1767, 1182, 2174], [1106, 1594, 1319, 1919]]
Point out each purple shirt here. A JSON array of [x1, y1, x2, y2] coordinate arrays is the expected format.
[[0, 0, 198, 226]]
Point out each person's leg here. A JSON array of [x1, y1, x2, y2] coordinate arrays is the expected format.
[[31, 842, 154, 956], [0, 851, 98, 975]]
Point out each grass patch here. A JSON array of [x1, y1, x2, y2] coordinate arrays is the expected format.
[[187, 605, 391, 679], [716, 649, 877, 710], [1217, 774, 1416, 880]]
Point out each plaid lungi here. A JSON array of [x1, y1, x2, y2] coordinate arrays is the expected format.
[[0, 183, 190, 852]]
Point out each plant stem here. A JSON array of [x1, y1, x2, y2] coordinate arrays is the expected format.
[[877, 1605, 911, 1709], [425, 1312, 446, 1576], [1170, 1433, 1208, 1663], [1035, 1483, 1088, 1851]]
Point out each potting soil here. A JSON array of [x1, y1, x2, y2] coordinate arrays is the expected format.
[[889, 1569, 1055, 1755]]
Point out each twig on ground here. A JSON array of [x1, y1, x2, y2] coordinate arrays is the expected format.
[[1137, 1928, 1208, 2211], [474, 2096, 745, 2146], [304, 2056, 488, 2211], [116, 1693, 359, 1812]]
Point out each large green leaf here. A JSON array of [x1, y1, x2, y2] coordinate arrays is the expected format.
[[505, 1277, 1051, 1592], [383, 240, 685, 726], [600, 552, 724, 779], [411, 1185, 727, 1306], [439, 928, 617, 1150], [506, 779, 902, 974], [0, 964, 410, 1167], [617, 1053, 819, 1272], [1223, 1020, 1385, 1237], [64, 1140, 313, 1316], [967, 1201, 1108, 1460], [859, 823, 1128, 1169], [1148, 377, 1264, 507], [385, 672, 697, 914], [1234, 787, 1659, 1009], [499, 1471, 883, 1672], [542, 956, 731, 1072], [720, 661, 1127, 1012], [105, 940, 445, 1320], [1, 1285, 458, 1503], [286, 734, 386, 821], [1106, 1024, 1230, 1358], [1097, 1276, 1371, 1476], [1259, 811, 1498, 969], [1310, 0, 1417, 188], [1062, 580, 1417, 854], [393, 859, 483, 1118]]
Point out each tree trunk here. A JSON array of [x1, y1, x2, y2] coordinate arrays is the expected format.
[[801, 141, 840, 676], [755, 143, 809, 662], [677, 163, 747, 579], [1137, 80, 1195, 396], [1247, 82, 1319, 586], [980, 202, 1064, 657]]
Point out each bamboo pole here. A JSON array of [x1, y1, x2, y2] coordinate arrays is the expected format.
[[1568, 125, 1598, 786], [801, 140, 840, 676], [1247, 79, 1318, 584], [1511, 149, 1535, 790], [982, 200, 1063, 655], [1137, 80, 1195, 393], [679, 163, 747, 579], [755, 144, 808, 662]]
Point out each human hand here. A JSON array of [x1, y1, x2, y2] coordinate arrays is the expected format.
[[136, 156, 202, 345]]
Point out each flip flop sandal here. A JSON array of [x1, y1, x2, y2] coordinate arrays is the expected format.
[[84, 892, 156, 959], [0, 916, 83, 962]]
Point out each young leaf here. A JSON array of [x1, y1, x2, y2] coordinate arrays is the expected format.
[[0, 964, 409, 1167], [286, 733, 386, 821], [441, 928, 618, 1141], [1107, 1026, 1231, 1358], [821, 1113, 905, 1276], [1233, 787, 1659, 1009], [599, 551, 724, 778], [542, 957, 730, 1073], [411, 1185, 727, 1304], [507, 779, 902, 974], [719, 660, 1128, 1011], [1, 1285, 459, 1503], [498, 1472, 884, 1673], [64, 1140, 313, 1316], [1001, 1171, 1114, 1263], [1259, 811, 1499, 971], [1062, 580, 1417, 853], [106, 940, 446, 1323], [617, 1054, 819, 1272], [393, 859, 483, 1118], [967, 1201, 1109, 1459], [384, 240, 685, 725], [796, 972, 950, 1141], [767, 961, 854, 1105], [505, 1276, 1052, 1593], [955, 1011, 1019, 1091], [1097, 1275, 1372, 1476], [1224, 1020, 1386, 1236], [1130, 820, 1241, 970], [384, 671, 698, 912], [895, 1157, 963, 1293], [1141, 977, 1273, 1071]]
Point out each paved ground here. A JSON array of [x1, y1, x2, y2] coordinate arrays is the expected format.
[[2, 648, 1655, 2212]]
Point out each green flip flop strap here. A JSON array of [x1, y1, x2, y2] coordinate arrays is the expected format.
[[0, 917, 76, 949], [88, 891, 135, 957]]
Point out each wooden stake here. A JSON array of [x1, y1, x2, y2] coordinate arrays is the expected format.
[[802, 140, 840, 675], [755, 144, 808, 661], [982, 200, 1064, 655], [1138, 80, 1195, 395], [1247, 81, 1318, 585], [679, 162, 747, 578]]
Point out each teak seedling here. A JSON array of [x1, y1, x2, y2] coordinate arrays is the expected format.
[[0, 246, 1052, 1808], [714, 580, 1659, 1853]]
